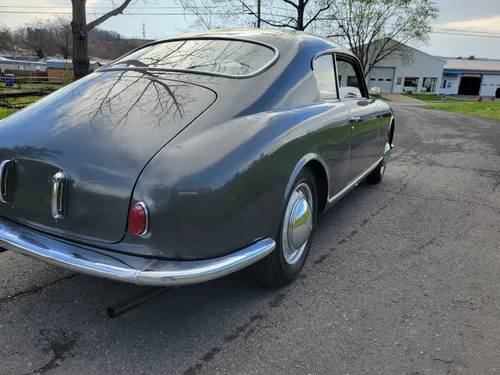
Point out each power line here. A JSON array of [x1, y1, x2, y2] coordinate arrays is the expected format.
[[0, 9, 299, 17], [2, 7, 500, 39], [0, 5, 213, 9], [432, 31, 500, 39], [0, 5, 183, 8], [433, 27, 500, 36], [0, 10, 253, 16], [0, 4, 298, 12]]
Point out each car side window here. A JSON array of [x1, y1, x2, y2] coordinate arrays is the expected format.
[[335, 56, 366, 100], [312, 54, 338, 101]]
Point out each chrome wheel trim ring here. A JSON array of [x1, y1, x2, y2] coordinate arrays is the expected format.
[[380, 159, 386, 178], [282, 182, 314, 266]]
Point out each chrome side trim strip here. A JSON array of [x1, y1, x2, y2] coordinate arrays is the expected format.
[[327, 157, 383, 204], [0, 160, 11, 204], [0, 216, 276, 286]]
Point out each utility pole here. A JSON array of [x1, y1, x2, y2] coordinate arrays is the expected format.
[[142, 20, 146, 39], [257, 0, 261, 28]]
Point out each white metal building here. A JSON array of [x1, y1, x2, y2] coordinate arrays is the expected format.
[[0, 57, 47, 73], [439, 59, 500, 97], [365, 44, 445, 94]]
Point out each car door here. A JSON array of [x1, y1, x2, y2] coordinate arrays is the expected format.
[[311, 53, 352, 198], [335, 53, 381, 181]]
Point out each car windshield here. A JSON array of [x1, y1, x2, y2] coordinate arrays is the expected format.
[[108, 39, 276, 76]]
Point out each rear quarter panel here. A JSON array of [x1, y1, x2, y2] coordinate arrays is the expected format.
[[375, 99, 393, 150], [125, 103, 348, 259]]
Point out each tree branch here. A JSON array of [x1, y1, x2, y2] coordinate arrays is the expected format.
[[86, 0, 133, 31], [282, 0, 299, 9], [238, 0, 297, 29], [304, 0, 334, 29]]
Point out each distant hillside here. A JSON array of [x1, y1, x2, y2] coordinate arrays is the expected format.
[[88, 29, 153, 60], [88, 39, 152, 60]]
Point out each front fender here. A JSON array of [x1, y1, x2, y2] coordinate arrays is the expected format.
[[120, 104, 333, 260]]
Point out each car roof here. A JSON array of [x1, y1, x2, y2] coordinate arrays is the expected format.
[[157, 28, 354, 57]]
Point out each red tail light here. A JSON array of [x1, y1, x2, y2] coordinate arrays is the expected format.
[[128, 202, 148, 236]]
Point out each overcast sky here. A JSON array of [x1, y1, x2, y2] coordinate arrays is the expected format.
[[1, 0, 500, 59]]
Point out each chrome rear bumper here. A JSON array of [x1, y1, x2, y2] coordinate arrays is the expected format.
[[0, 218, 276, 286]]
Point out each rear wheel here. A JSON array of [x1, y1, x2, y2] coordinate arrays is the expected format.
[[252, 168, 317, 287], [366, 130, 391, 185], [366, 157, 386, 184]]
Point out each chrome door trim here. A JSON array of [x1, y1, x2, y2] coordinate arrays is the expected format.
[[327, 156, 383, 204]]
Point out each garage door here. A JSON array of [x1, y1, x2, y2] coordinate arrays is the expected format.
[[480, 74, 500, 97], [367, 67, 395, 93]]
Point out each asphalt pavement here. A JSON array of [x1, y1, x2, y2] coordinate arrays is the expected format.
[[1, 104, 500, 375]]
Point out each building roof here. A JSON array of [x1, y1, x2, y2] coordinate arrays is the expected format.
[[0, 58, 46, 66], [46, 59, 106, 69], [444, 59, 500, 72]]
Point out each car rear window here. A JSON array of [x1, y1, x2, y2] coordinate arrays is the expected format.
[[108, 39, 276, 76]]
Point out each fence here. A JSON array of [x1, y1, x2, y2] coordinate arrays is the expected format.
[[3, 70, 48, 83], [1, 74, 66, 86]]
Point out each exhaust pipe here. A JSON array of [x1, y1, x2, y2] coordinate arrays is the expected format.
[[107, 287, 175, 319]]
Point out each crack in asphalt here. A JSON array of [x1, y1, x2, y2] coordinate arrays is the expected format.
[[310, 162, 422, 274], [182, 314, 265, 374], [491, 174, 500, 193], [378, 188, 499, 211], [22, 329, 77, 375], [433, 357, 470, 375], [393, 160, 500, 174], [417, 238, 435, 251], [0, 274, 78, 304]]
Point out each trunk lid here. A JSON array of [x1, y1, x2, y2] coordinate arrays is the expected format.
[[0, 71, 216, 243]]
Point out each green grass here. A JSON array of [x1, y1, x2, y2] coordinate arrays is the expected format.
[[423, 102, 500, 120], [0, 95, 43, 120], [0, 107, 17, 120], [406, 93, 467, 102], [0, 82, 64, 91], [380, 96, 391, 101]]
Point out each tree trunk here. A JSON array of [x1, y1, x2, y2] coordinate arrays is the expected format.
[[35, 48, 44, 59], [297, 0, 304, 30], [71, 0, 89, 81]]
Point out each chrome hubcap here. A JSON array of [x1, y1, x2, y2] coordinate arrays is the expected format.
[[282, 182, 313, 265]]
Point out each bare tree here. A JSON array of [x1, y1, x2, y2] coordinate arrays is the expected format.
[[0, 27, 13, 52], [15, 20, 55, 59], [177, 0, 336, 31], [178, 0, 240, 30], [49, 17, 73, 59], [71, 0, 138, 80], [325, 0, 438, 75]]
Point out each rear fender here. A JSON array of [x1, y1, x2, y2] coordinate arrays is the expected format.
[[284, 153, 330, 213], [122, 105, 333, 260]]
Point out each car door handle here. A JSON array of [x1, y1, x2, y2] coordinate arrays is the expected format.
[[51, 171, 67, 219], [349, 116, 361, 123], [0, 159, 12, 204]]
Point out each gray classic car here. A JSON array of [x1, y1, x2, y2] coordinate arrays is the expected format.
[[0, 29, 394, 288]]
